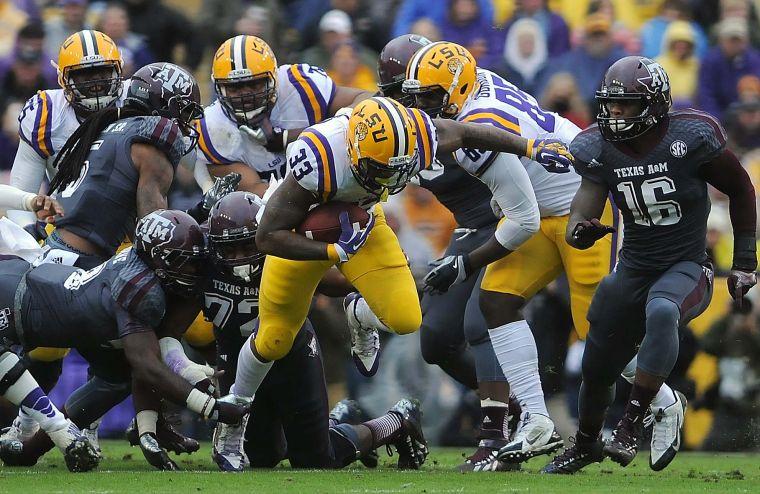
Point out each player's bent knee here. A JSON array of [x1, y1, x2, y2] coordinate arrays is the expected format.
[[383, 306, 422, 335], [479, 290, 523, 327], [28, 347, 70, 362], [254, 329, 296, 361]]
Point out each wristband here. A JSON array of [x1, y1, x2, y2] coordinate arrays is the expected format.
[[186, 388, 216, 419], [327, 243, 348, 262], [732, 232, 758, 271], [526, 138, 536, 160]]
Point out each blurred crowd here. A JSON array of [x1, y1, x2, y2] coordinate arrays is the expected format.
[[0, 0, 758, 451]]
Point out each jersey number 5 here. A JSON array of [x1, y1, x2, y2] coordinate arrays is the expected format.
[[617, 177, 682, 226]]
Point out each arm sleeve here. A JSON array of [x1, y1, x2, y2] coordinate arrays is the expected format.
[[700, 149, 756, 235], [193, 156, 215, 193], [7, 140, 47, 225], [477, 153, 540, 251], [0, 184, 35, 211]]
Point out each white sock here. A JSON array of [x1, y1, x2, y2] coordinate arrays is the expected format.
[[1, 353, 67, 433], [489, 320, 548, 416], [231, 335, 273, 398], [621, 355, 677, 410], [355, 296, 391, 333], [136, 410, 158, 436], [18, 409, 38, 431]]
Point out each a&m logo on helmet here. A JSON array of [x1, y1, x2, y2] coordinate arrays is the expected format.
[[150, 63, 194, 96], [136, 211, 176, 246], [637, 59, 670, 94]]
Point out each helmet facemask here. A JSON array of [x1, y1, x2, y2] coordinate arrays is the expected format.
[[209, 230, 265, 283], [402, 82, 451, 118], [351, 152, 419, 197], [215, 74, 277, 127], [596, 84, 671, 142], [62, 62, 122, 113], [152, 245, 208, 297]]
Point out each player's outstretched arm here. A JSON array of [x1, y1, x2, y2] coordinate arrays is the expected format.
[[700, 149, 758, 304], [255, 174, 332, 260], [432, 119, 574, 171], [566, 176, 614, 250], [132, 143, 174, 217]]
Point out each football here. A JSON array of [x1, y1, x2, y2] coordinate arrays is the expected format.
[[296, 201, 370, 243]]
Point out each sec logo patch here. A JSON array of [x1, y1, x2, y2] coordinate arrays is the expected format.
[[670, 140, 687, 157]]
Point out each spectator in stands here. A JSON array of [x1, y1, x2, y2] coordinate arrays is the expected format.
[[327, 40, 377, 92], [499, 0, 570, 58], [98, 3, 153, 77], [0, 0, 29, 59], [391, 0, 493, 39], [438, 0, 499, 69], [331, 0, 392, 53], [120, 0, 203, 71], [409, 17, 441, 41], [0, 22, 56, 113], [44, 0, 89, 59], [493, 18, 548, 95], [656, 20, 700, 109], [0, 100, 21, 170], [540, 72, 592, 129], [547, 13, 626, 109], [301, 9, 376, 71], [233, 5, 271, 40], [639, 0, 707, 60], [701, 300, 760, 452], [698, 17, 760, 121]]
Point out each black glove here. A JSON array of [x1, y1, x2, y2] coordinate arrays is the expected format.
[[24, 221, 49, 242], [423, 254, 472, 294], [211, 395, 252, 425], [571, 219, 615, 248], [239, 117, 287, 153], [727, 270, 757, 308], [202, 172, 242, 211]]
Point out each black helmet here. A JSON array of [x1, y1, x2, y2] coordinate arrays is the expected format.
[[134, 209, 208, 297], [208, 191, 265, 282], [596, 56, 672, 141], [124, 62, 204, 149], [377, 34, 431, 105]]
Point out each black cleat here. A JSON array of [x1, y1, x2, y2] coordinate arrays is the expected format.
[[62, 437, 101, 472], [458, 432, 519, 472], [387, 398, 428, 470], [541, 433, 604, 474], [0, 439, 23, 465], [330, 399, 378, 468], [126, 413, 200, 455], [139, 433, 179, 471], [604, 417, 643, 467]]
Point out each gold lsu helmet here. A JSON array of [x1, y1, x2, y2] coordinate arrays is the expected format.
[[212, 35, 278, 126], [56, 30, 123, 113], [347, 97, 419, 196], [403, 41, 477, 118]]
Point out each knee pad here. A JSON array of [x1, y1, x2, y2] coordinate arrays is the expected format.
[[0, 351, 26, 395], [419, 323, 462, 365], [328, 423, 361, 468], [620, 356, 638, 384], [255, 326, 297, 361], [28, 347, 70, 362], [646, 297, 680, 329]]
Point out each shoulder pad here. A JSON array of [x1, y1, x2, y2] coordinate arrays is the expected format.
[[111, 250, 166, 327], [670, 109, 726, 161], [569, 126, 605, 179], [134, 116, 186, 167], [281, 63, 335, 125], [18, 91, 56, 159]]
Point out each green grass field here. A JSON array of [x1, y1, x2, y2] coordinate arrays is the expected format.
[[1, 440, 758, 493]]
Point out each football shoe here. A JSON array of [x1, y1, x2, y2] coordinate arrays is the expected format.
[[47, 420, 101, 472], [604, 416, 644, 467], [0, 415, 39, 442], [344, 292, 381, 377], [329, 399, 378, 469], [647, 390, 687, 471], [387, 398, 428, 470], [212, 395, 251, 472], [541, 433, 605, 474], [138, 433, 179, 471], [498, 412, 563, 463]]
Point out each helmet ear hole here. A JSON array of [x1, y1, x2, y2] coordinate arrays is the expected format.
[[460, 83, 469, 95]]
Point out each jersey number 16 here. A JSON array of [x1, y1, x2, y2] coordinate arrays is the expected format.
[[617, 177, 682, 226]]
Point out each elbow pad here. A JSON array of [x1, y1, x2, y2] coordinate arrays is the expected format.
[[494, 214, 540, 251]]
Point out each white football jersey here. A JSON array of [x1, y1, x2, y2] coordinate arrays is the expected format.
[[455, 68, 581, 217], [289, 109, 439, 210], [195, 63, 336, 181]]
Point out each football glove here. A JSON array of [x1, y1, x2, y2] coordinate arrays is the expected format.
[[331, 211, 375, 263], [528, 138, 574, 173], [212, 395, 252, 425], [239, 117, 288, 152], [203, 172, 242, 210], [727, 270, 757, 308], [423, 254, 472, 294], [571, 219, 615, 249]]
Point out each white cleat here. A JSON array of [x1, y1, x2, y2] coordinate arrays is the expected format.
[[344, 292, 380, 377], [647, 390, 687, 471], [497, 412, 563, 463], [83, 421, 101, 456], [47, 420, 101, 472], [212, 396, 251, 472], [0, 415, 39, 442]]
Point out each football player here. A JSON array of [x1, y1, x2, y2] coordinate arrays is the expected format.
[[223, 94, 571, 459], [194, 35, 373, 195], [0, 210, 250, 469], [179, 191, 426, 472], [8, 30, 124, 228], [543, 56, 756, 473], [1, 62, 203, 457], [190, 34, 374, 362]]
